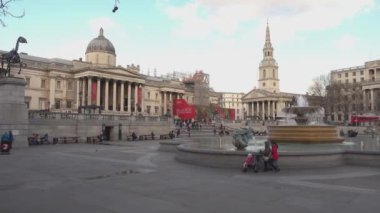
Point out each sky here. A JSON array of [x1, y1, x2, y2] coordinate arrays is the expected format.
[[1, 0, 380, 94]]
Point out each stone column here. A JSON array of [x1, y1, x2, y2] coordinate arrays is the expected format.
[[105, 79, 109, 111], [96, 78, 101, 106], [371, 89, 374, 111], [363, 90, 367, 112], [127, 82, 131, 113], [135, 84, 138, 112], [261, 101, 265, 120], [163, 92, 167, 115], [81, 78, 86, 106], [120, 81, 125, 112], [140, 85, 144, 113], [49, 78, 56, 109], [76, 79, 80, 108], [87, 77, 92, 105], [113, 80, 117, 112]]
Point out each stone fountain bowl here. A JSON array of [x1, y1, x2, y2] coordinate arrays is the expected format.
[[268, 125, 344, 144], [283, 106, 322, 116]]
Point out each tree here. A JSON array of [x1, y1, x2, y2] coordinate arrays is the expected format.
[[0, 0, 25, 27], [308, 74, 330, 97]]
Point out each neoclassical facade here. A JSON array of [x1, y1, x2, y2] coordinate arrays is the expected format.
[[2, 28, 219, 117], [328, 59, 380, 122], [242, 23, 299, 120]]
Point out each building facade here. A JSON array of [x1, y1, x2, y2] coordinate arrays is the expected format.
[[219, 92, 245, 120], [2, 28, 219, 117], [328, 59, 380, 122]]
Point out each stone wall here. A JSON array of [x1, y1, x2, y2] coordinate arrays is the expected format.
[[29, 119, 173, 141]]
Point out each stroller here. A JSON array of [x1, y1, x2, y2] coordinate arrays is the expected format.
[[242, 153, 259, 173]]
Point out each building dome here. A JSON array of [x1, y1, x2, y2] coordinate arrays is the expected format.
[[85, 28, 116, 56]]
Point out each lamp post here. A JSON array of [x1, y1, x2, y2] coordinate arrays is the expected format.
[[102, 123, 106, 141], [118, 123, 122, 140]]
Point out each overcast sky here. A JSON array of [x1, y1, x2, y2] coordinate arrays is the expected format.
[[1, 0, 380, 94]]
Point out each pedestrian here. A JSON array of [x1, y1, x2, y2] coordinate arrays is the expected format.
[[261, 141, 272, 171], [268, 142, 280, 172], [151, 131, 155, 140], [1, 131, 11, 154]]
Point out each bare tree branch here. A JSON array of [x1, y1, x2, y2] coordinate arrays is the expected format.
[[0, 0, 25, 27]]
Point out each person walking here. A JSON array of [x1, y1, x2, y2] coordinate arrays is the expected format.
[[268, 142, 280, 172], [1, 131, 11, 154]]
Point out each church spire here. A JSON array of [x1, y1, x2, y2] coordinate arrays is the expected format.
[[264, 21, 272, 49], [258, 21, 279, 93]]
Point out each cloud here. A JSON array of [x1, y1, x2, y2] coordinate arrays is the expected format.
[[334, 34, 359, 51], [88, 16, 118, 33], [162, 0, 375, 40]]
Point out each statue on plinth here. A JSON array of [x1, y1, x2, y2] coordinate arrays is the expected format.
[[1, 36, 27, 77]]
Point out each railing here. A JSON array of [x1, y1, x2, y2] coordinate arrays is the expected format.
[[28, 110, 171, 122]]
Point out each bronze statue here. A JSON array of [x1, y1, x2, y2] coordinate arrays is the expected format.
[[0, 36, 27, 77]]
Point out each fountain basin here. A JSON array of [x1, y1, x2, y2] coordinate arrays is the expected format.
[[175, 142, 345, 169], [268, 125, 344, 144]]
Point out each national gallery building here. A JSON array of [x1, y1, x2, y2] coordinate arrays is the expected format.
[[1, 28, 219, 117]]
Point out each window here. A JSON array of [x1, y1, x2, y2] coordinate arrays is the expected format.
[[147, 105, 151, 114], [360, 70, 364, 75], [345, 73, 348, 77], [273, 82, 276, 86], [263, 83, 266, 87], [39, 98, 48, 110], [25, 97, 31, 109], [41, 79, 46, 88], [338, 74, 341, 78], [352, 72, 356, 76], [154, 106, 159, 114], [66, 100, 72, 108], [67, 81, 73, 90], [156, 93, 158, 100], [353, 79, 356, 83], [25, 77, 30, 87], [147, 92, 151, 99], [56, 80, 61, 89], [345, 79, 349, 84], [237, 109, 240, 113], [263, 70, 266, 78], [361, 77, 364, 82], [272, 70, 275, 78]]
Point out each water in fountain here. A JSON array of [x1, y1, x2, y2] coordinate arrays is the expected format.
[[268, 95, 343, 143]]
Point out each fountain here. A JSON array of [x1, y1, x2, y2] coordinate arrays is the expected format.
[[268, 96, 344, 144]]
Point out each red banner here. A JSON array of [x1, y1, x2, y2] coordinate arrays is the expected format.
[[91, 82, 97, 104], [215, 105, 235, 120], [137, 87, 142, 107], [173, 99, 196, 120]]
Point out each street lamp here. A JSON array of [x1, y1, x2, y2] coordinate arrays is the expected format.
[[118, 123, 122, 140]]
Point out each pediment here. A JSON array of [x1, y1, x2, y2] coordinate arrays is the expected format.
[[97, 67, 141, 78], [242, 89, 269, 100]]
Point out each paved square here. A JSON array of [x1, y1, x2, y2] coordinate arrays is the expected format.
[[1, 142, 380, 213]]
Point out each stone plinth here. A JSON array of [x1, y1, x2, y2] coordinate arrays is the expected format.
[[0, 77, 28, 148]]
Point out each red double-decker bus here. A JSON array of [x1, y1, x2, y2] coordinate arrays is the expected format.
[[351, 115, 380, 123]]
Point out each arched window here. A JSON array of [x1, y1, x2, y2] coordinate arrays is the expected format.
[[273, 69, 275, 78], [263, 69, 266, 78]]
